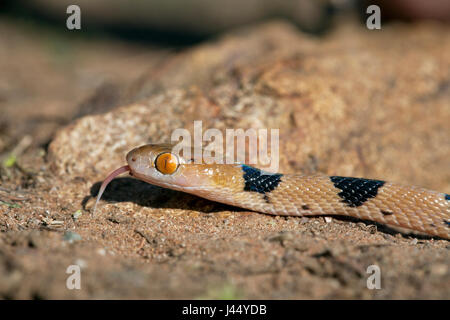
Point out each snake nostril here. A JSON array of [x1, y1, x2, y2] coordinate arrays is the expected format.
[[131, 157, 136, 162]]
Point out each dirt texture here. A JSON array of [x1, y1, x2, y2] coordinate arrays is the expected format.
[[1, 19, 449, 299]]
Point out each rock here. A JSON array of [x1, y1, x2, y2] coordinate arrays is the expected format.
[[49, 21, 450, 195]]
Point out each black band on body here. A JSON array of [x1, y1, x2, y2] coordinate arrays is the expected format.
[[242, 165, 282, 195], [330, 176, 385, 207]]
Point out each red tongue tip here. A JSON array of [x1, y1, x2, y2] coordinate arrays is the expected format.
[[92, 165, 130, 216]]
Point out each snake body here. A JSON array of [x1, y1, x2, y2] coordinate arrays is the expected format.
[[94, 144, 450, 239]]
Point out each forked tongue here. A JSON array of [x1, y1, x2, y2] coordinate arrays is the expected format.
[[92, 165, 130, 216]]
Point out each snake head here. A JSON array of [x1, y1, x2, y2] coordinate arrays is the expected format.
[[93, 143, 225, 215]]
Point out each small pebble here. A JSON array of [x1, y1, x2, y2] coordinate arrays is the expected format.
[[42, 218, 64, 227], [72, 210, 82, 220]]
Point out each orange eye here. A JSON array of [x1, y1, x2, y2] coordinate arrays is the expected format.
[[155, 153, 179, 174]]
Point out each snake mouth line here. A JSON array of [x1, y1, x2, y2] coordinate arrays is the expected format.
[[92, 165, 130, 216]]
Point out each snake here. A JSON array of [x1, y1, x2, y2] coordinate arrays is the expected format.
[[93, 143, 450, 240]]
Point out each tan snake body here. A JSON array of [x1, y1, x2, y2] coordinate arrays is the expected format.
[[94, 144, 450, 240]]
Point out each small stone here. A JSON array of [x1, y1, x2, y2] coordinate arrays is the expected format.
[[367, 225, 377, 234], [63, 231, 82, 243], [72, 210, 82, 220], [299, 217, 309, 224], [42, 218, 64, 227]]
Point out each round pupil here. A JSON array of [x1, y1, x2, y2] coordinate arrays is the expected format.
[[156, 153, 178, 174]]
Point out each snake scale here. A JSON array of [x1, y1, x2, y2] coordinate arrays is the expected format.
[[94, 144, 450, 240]]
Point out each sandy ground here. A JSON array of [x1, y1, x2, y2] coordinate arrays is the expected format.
[[0, 17, 449, 299]]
